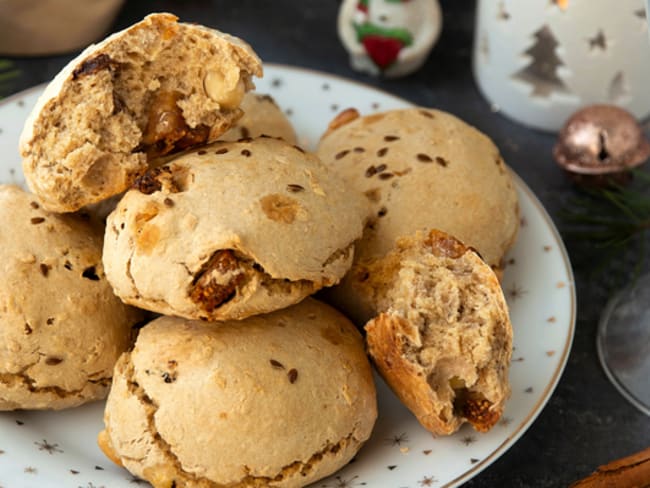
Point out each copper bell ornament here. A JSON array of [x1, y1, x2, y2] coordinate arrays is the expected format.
[[553, 104, 650, 186]]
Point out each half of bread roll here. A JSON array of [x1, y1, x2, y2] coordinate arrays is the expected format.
[[20, 13, 262, 212], [365, 229, 513, 435]]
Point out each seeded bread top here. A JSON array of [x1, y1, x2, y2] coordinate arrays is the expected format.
[[0, 185, 143, 410], [317, 107, 519, 325], [317, 107, 519, 271], [102, 137, 365, 321]]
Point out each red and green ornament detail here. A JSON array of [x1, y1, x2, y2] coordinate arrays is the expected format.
[[353, 0, 414, 70]]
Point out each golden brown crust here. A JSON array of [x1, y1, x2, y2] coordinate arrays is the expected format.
[[97, 430, 123, 467], [322, 108, 360, 139], [366, 313, 462, 434], [364, 229, 512, 436]]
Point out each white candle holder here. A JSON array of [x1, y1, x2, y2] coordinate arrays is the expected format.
[[472, 0, 650, 132]]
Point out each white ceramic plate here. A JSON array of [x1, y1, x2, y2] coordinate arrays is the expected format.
[[0, 64, 575, 488]]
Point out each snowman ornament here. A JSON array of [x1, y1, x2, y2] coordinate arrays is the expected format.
[[338, 0, 442, 78]]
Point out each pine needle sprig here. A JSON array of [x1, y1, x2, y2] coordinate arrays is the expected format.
[[0, 59, 20, 98], [560, 170, 650, 284]]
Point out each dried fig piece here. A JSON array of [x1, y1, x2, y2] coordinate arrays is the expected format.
[[190, 250, 245, 312], [140, 91, 210, 159]]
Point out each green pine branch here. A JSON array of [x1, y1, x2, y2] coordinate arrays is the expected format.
[[0, 59, 20, 98], [560, 170, 650, 285]]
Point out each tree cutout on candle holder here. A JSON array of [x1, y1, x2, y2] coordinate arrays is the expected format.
[[608, 71, 630, 104], [512, 25, 569, 97]]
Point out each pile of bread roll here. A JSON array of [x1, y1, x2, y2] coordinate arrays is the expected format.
[[0, 13, 519, 488]]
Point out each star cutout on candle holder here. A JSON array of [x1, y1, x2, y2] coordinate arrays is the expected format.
[[551, 0, 568, 10], [588, 30, 607, 51]]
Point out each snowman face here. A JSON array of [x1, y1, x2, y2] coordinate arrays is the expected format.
[[366, 0, 428, 34], [339, 0, 442, 77]]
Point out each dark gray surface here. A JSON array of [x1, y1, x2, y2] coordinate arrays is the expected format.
[[2, 1, 649, 486]]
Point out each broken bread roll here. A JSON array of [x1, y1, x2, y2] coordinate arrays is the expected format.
[[99, 298, 377, 488], [365, 230, 512, 435], [0, 185, 145, 410], [20, 12, 262, 213], [220, 92, 298, 144], [103, 137, 365, 321], [317, 108, 519, 325]]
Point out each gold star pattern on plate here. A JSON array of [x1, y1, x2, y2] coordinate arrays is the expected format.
[[385, 432, 409, 447], [35, 439, 63, 454], [461, 435, 476, 446], [507, 283, 528, 300], [419, 475, 438, 486]]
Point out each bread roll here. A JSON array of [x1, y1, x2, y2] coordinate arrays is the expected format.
[[99, 298, 377, 487], [103, 137, 365, 321]]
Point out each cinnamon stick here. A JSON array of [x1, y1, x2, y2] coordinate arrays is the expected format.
[[570, 446, 650, 487]]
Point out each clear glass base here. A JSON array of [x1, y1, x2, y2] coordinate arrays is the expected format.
[[597, 272, 650, 416]]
